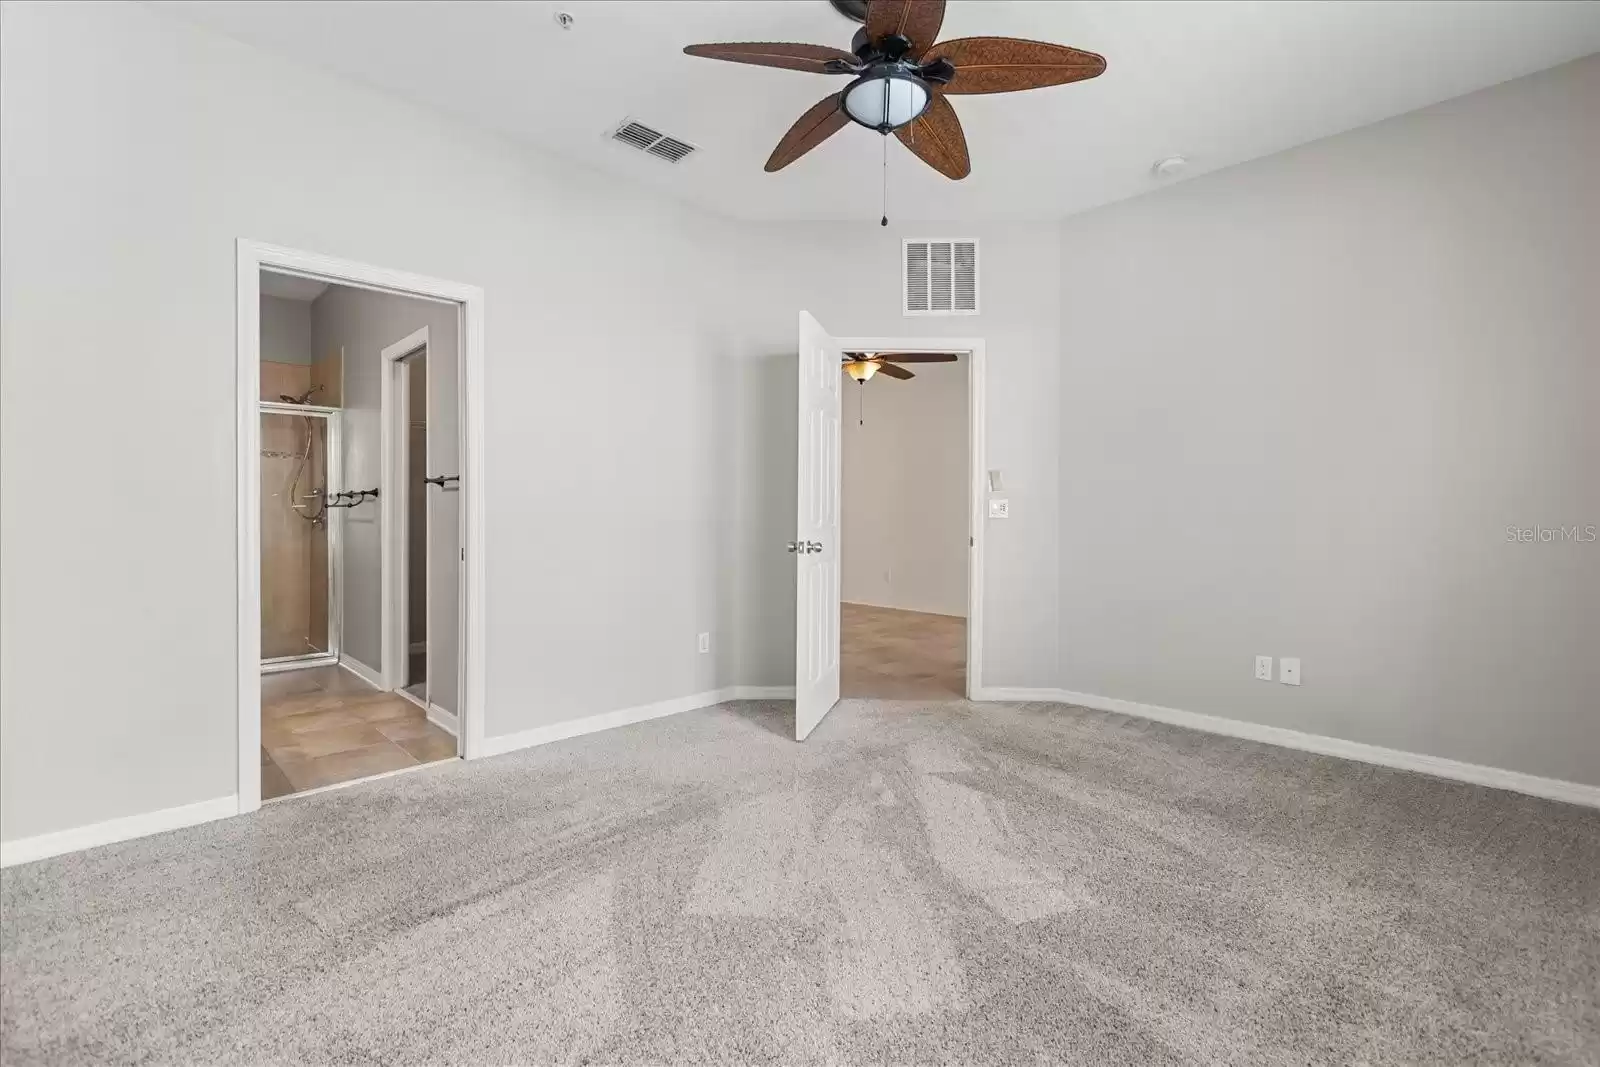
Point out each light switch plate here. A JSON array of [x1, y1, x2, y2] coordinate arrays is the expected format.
[[697, 633, 711, 654], [988, 470, 1004, 492], [1279, 657, 1301, 685], [1254, 655, 1273, 681], [988, 498, 1010, 519]]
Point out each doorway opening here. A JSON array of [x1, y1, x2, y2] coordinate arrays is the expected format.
[[239, 243, 486, 812], [791, 312, 986, 740], [839, 349, 969, 700]]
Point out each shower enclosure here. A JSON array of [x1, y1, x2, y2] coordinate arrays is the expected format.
[[260, 399, 341, 670]]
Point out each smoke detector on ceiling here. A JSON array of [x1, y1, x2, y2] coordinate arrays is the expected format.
[[1152, 156, 1188, 179], [609, 119, 699, 164]]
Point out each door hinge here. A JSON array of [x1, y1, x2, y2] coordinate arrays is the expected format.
[[460, 548, 465, 561]]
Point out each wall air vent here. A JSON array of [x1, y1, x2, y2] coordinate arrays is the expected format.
[[610, 119, 699, 164], [904, 239, 979, 315]]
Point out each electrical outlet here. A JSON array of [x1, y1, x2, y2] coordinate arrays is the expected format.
[[1279, 657, 1301, 685], [1254, 655, 1273, 681], [697, 632, 711, 654]]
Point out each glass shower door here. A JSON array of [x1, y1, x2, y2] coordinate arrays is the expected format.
[[261, 407, 334, 662]]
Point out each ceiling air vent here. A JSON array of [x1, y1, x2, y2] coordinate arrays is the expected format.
[[610, 119, 699, 164], [904, 239, 979, 315]]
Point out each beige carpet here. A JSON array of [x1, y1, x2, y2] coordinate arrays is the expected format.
[[3, 698, 1597, 1065]]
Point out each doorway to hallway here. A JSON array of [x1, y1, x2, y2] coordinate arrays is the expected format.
[[790, 312, 987, 739]]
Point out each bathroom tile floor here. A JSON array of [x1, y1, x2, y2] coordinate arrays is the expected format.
[[260, 666, 456, 799]]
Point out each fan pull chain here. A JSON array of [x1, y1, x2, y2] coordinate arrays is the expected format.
[[880, 133, 889, 228], [859, 382, 865, 425]]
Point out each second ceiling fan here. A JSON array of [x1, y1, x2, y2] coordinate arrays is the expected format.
[[842, 351, 956, 382], [683, 0, 1106, 180]]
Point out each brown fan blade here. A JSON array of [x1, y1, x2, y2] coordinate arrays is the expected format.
[[682, 42, 862, 75], [766, 94, 850, 172], [875, 362, 915, 380], [930, 37, 1106, 95], [865, 0, 946, 59], [894, 95, 969, 180], [878, 352, 958, 363]]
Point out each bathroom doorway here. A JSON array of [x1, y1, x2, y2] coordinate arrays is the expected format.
[[243, 249, 483, 808]]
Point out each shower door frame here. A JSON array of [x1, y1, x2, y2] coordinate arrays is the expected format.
[[258, 401, 343, 674]]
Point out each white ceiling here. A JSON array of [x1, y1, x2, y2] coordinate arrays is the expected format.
[[259, 271, 329, 302], [154, 0, 1600, 223]]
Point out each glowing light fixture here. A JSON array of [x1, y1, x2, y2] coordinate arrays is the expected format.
[[843, 358, 881, 382]]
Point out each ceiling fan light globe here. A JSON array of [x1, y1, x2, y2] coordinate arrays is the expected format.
[[844, 360, 880, 382], [842, 72, 930, 132]]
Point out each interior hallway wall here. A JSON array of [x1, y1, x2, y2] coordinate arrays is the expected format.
[[0, 0, 745, 842], [841, 357, 968, 617], [1055, 55, 1600, 786]]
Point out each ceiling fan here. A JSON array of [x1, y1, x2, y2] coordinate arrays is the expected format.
[[682, 0, 1106, 181], [842, 351, 957, 382]]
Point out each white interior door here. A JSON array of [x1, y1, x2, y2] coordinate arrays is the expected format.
[[794, 311, 843, 740]]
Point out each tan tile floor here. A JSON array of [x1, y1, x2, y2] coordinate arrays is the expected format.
[[840, 602, 966, 700], [260, 666, 457, 799]]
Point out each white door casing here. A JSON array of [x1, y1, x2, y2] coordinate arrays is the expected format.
[[794, 311, 843, 740], [237, 239, 487, 815]]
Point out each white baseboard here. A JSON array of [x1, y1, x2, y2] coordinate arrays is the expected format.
[[1000, 687, 1599, 809], [842, 599, 966, 620], [971, 686, 1062, 702], [727, 685, 797, 700], [0, 795, 238, 869], [480, 689, 724, 758], [261, 653, 337, 675], [426, 703, 460, 737], [338, 654, 384, 689], [479, 685, 795, 759]]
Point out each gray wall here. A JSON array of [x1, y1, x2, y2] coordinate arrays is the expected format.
[[841, 357, 968, 617], [0, 0, 745, 841], [2, 1, 1593, 846], [259, 294, 311, 365], [1056, 55, 1600, 786], [309, 284, 459, 704]]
